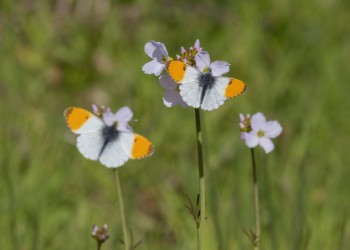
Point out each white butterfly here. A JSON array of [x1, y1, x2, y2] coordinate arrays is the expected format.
[[64, 106, 153, 168], [166, 51, 247, 111]]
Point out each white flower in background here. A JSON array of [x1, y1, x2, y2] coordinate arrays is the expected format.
[[240, 112, 282, 154]]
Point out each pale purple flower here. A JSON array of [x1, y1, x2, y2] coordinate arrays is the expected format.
[[242, 112, 282, 154], [102, 106, 134, 132], [195, 51, 230, 76], [239, 113, 250, 129], [239, 113, 251, 140], [192, 39, 202, 53], [142, 40, 169, 76], [159, 75, 188, 107], [176, 39, 202, 65], [91, 224, 109, 243]]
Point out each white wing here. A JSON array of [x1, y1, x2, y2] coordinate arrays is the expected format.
[[179, 65, 202, 108], [180, 80, 202, 108], [200, 77, 230, 111], [98, 132, 134, 168], [77, 131, 104, 160], [180, 65, 201, 83]]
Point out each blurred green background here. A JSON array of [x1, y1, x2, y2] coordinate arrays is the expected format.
[[1, 0, 349, 249]]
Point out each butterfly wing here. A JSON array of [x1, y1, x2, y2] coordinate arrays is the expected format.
[[129, 134, 154, 159], [64, 107, 104, 134], [99, 132, 154, 168], [65, 107, 106, 160], [98, 132, 133, 168], [167, 60, 203, 108], [76, 132, 104, 160], [223, 78, 247, 98], [200, 77, 247, 110]]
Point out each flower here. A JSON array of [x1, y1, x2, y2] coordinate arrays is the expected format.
[[92, 105, 133, 132], [142, 40, 169, 76], [194, 51, 230, 76], [176, 39, 202, 66], [239, 113, 251, 140], [91, 224, 109, 244], [92, 104, 106, 117], [159, 75, 188, 107], [240, 112, 282, 154], [102, 106, 134, 132]]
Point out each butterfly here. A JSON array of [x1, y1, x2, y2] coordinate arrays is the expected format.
[[64, 106, 153, 168], [166, 52, 247, 111]]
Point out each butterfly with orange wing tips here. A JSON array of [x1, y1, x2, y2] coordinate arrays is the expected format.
[[166, 51, 247, 111], [64, 106, 153, 168]]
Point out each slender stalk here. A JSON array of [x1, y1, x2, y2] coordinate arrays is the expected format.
[[97, 242, 102, 250], [195, 108, 205, 250], [251, 148, 260, 250], [114, 169, 130, 250]]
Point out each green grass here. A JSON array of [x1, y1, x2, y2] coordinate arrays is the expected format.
[[1, 0, 350, 249]]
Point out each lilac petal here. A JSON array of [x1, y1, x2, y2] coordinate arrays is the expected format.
[[251, 112, 267, 132], [259, 137, 275, 154], [92, 104, 99, 114], [159, 74, 177, 90], [144, 40, 168, 61], [118, 123, 133, 133], [245, 132, 259, 148], [114, 106, 133, 123], [210, 61, 230, 77], [194, 39, 200, 50], [92, 225, 98, 235], [178, 94, 188, 107], [142, 60, 165, 76], [241, 132, 248, 140], [103, 108, 115, 126], [265, 121, 282, 138], [195, 51, 211, 72], [181, 46, 186, 54], [163, 90, 181, 107], [114, 107, 133, 132], [239, 113, 244, 122]]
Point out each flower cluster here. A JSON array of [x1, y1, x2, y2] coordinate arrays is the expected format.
[[91, 224, 109, 244], [142, 39, 231, 108], [240, 113, 282, 154]]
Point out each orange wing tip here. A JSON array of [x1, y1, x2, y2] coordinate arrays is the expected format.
[[64, 107, 92, 131], [224, 79, 248, 98], [131, 134, 154, 159], [166, 60, 187, 83]]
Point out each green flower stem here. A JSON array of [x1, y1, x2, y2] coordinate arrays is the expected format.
[[251, 148, 260, 250], [195, 108, 205, 250], [114, 169, 130, 250]]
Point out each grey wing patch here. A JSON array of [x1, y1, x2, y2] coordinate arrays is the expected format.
[[99, 132, 135, 168], [200, 77, 229, 111]]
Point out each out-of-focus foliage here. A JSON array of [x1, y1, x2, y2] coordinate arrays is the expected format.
[[1, 0, 349, 249]]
